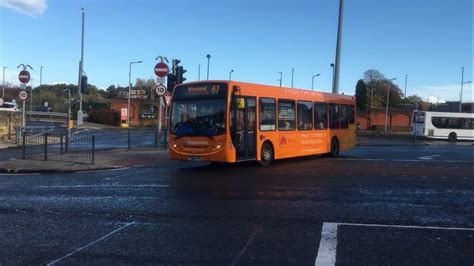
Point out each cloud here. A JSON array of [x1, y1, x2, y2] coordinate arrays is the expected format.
[[0, 0, 47, 17], [411, 84, 473, 103]]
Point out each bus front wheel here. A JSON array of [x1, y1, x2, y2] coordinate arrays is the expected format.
[[259, 142, 273, 167], [448, 132, 457, 142]]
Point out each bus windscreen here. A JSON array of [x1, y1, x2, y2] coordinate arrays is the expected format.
[[171, 83, 228, 137]]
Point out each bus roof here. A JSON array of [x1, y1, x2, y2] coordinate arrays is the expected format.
[[178, 80, 355, 103]]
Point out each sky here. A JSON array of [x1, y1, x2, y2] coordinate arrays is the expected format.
[[0, 0, 472, 103]]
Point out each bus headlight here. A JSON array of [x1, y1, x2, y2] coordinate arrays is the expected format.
[[212, 141, 224, 151]]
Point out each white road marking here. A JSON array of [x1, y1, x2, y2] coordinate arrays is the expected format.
[[315, 222, 338, 266], [45, 221, 135, 265], [329, 158, 473, 163], [315, 222, 474, 265], [417, 155, 441, 160], [338, 222, 474, 231], [231, 225, 262, 266]]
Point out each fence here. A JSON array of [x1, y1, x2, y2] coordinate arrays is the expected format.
[[22, 129, 95, 164], [127, 128, 168, 150]]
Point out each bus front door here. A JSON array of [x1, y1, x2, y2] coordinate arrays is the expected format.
[[234, 97, 256, 160]]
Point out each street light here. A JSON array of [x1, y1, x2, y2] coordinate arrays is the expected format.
[[333, 0, 344, 94], [198, 64, 201, 81], [291, 68, 294, 88], [229, 69, 234, 81], [278, 72, 282, 87], [2, 66, 6, 99], [459, 66, 471, 112], [64, 88, 71, 152], [404, 74, 408, 98], [384, 78, 397, 133], [206, 54, 211, 80], [330, 63, 335, 91], [128, 60, 143, 127], [311, 74, 320, 91], [40, 66, 44, 86]]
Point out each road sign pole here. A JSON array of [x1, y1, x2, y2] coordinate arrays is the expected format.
[[158, 97, 163, 134], [22, 100, 26, 127]]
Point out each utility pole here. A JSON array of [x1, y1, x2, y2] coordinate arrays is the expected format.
[[40, 66, 43, 86], [206, 54, 211, 80], [2, 66, 6, 99]]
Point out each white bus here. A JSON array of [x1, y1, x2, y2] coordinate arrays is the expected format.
[[412, 111, 474, 141]]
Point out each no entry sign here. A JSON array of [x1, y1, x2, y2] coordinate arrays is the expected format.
[[18, 70, 30, 84], [154, 62, 169, 78]]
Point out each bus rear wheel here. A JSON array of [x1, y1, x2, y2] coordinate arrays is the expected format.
[[259, 142, 273, 167], [448, 132, 457, 142], [330, 138, 339, 157]]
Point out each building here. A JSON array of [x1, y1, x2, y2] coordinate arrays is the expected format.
[[110, 98, 166, 127]]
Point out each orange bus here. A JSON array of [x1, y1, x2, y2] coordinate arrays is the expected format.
[[169, 81, 356, 166]]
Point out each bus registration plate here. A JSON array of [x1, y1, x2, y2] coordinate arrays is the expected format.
[[188, 156, 202, 161]]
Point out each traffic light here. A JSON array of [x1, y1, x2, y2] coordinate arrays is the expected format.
[[80, 75, 88, 93], [176, 66, 187, 84], [172, 59, 181, 74], [167, 73, 177, 92]]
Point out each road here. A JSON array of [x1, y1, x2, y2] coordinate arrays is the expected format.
[[0, 145, 473, 265]]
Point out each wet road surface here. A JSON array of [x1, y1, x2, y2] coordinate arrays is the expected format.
[[0, 145, 473, 264]]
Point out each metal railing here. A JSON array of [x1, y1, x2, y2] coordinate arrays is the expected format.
[[22, 129, 95, 164], [127, 128, 168, 150], [16, 126, 56, 144]]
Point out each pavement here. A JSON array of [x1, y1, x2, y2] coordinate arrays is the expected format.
[[0, 148, 169, 173]]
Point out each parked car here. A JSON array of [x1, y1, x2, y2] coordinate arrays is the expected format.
[[0, 102, 21, 112]]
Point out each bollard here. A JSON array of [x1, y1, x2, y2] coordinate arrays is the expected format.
[[91, 135, 95, 165], [60, 131, 64, 155], [127, 128, 131, 150], [44, 133, 48, 161]]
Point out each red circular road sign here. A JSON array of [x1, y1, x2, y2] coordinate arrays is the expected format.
[[154, 62, 169, 78], [18, 70, 31, 84], [19, 90, 28, 101]]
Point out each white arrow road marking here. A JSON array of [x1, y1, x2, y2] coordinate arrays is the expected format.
[[417, 155, 440, 160]]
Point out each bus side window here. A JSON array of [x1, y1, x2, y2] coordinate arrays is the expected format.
[[297, 101, 313, 130], [340, 104, 348, 129], [259, 98, 276, 131], [349, 105, 355, 124], [329, 103, 339, 129], [278, 99, 295, 131], [314, 102, 327, 130]]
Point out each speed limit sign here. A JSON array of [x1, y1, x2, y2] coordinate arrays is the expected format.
[[19, 90, 28, 101], [155, 84, 166, 96]]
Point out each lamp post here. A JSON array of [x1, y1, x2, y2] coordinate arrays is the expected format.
[[311, 74, 320, 91], [384, 78, 397, 133], [459, 67, 471, 112], [278, 72, 282, 87], [404, 74, 408, 98], [460, 79, 472, 113], [64, 88, 71, 152], [40, 66, 44, 86], [77, 7, 85, 126], [330, 63, 335, 91], [30, 78, 33, 112], [2, 66, 6, 99], [206, 54, 211, 80], [128, 60, 143, 127], [291, 68, 294, 88], [229, 69, 234, 81], [333, 0, 344, 94], [198, 64, 201, 81]]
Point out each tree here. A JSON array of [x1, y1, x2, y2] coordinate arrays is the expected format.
[[355, 79, 368, 111], [362, 69, 403, 108]]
